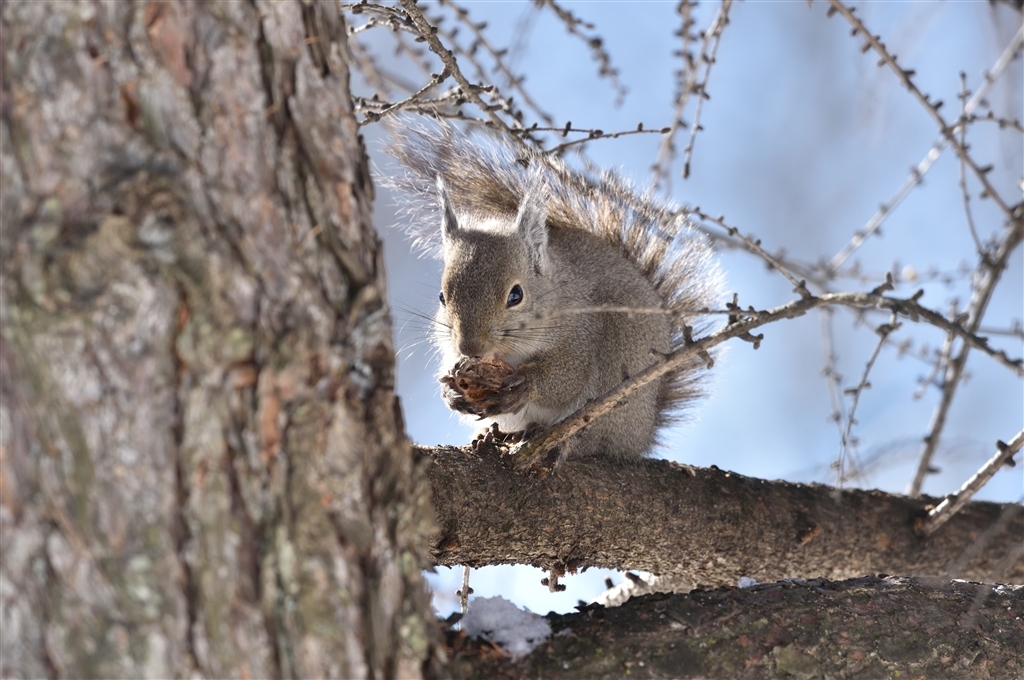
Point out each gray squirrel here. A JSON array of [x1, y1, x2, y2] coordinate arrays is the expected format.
[[387, 123, 722, 461]]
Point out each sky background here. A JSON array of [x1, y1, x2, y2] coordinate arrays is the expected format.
[[353, 0, 1023, 616]]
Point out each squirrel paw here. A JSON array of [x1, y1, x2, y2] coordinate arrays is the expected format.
[[440, 379, 482, 416], [476, 371, 529, 417]]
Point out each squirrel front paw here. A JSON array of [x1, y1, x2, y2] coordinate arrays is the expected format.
[[440, 357, 530, 418], [476, 371, 529, 416], [441, 379, 481, 416]]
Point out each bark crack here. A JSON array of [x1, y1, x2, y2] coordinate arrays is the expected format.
[[38, 526, 61, 680], [170, 287, 201, 674]]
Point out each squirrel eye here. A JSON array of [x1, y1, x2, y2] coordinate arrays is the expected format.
[[506, 284, 523, 308], [438, 290, 446, 306]]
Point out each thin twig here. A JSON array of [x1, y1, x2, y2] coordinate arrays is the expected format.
[[925, 430, 1024, 535], [651, 0, 723, 193], [957, 71, 983, 252], [399, 0, 518, 140], [526, 298, 1018, 376], [459, 565, 471, 614], [966, 111, 1024, 134], [909, 213, 1024, 496], [692, 209, 814, 293], [818, 307, 854, 486], [978, 321, 1024, 340], [537, 0, 626, 105], [414, 2, 540, 133], [437, 0, 555, 127], [361, 69, 452, 123], [512, 287, 1024, 469], [681, 0, 731, 180], [543, 123, 672, 154], [912, 300, 958, 400], [825, 13, 1023, 272], [827, 0, 1012, 217], [837, 314, 899, 487]]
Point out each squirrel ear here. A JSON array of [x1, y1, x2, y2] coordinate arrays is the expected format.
[[516, 176, 549, 275], [437, 175, 459, 247]]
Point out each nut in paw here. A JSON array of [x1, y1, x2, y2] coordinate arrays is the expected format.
[[477, 371, 530, 416], [440, 356, 517, 417]]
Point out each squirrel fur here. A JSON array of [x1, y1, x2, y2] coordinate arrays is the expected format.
[[387, 123, 722, 461]]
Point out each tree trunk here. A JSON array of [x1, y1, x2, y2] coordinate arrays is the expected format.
[[0, 1, 438, 677]]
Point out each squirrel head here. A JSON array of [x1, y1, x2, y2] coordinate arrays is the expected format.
[[435, 175, 551, 363]]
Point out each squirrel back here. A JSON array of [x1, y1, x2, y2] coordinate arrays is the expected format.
[[386, 122, 722, 456]]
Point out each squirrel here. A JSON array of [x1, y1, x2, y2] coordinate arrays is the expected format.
[[386, 122, 722, 461]]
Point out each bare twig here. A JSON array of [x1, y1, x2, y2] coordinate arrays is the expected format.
[[836, 314, 900, 487], [967, 111, 1024, 134], [513, 288, 1024, 469], [542, 122, 672, 154], [912, 300, 958, 401], [436, 0, 555, 127], [825, 15, 1023, 272], [818, 307, 857, 486], [361, 69, 453, 123], [978, 320, 1024, 340], [827, 0, 1012, 217], [399, 0, 519, 140], [957, 71, 983, 252], [652, 0, 728, 193], [459, 565, 471, 614], [681, 0, 732, 180], [925, 430, 1024, 535], [537, 0, 626, 105], [910, 213, 1024, 496], [691, 209, 813, 293]]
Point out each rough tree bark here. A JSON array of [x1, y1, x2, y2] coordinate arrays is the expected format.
[[452, 576, 1024, 679], [1, 1, 438, 678], [426, 445, 1023, 585]]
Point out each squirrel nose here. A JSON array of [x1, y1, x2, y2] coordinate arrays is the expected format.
[[458, 337, 486, 358], [455, 328, 488, 358]]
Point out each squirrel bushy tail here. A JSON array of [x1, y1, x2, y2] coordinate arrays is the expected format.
[[385, 121, 723, 432]]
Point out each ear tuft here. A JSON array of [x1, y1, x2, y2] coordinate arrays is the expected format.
[[516, 171, 549, 274], [437, 175, 459, 248]]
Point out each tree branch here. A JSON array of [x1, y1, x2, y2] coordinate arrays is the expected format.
[[826, 0, 1014, 217], [423, 445, 1024, 585], [910, 211, 1024, 495], [925, 430, 1024, 535], [513, 288, 1024, 470], [451, 575, 1024, 679], [826, 22, 1024, 271], [399, 0, 518, 139]]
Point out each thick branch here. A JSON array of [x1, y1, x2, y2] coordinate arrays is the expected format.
[[424, 445, 1023, 584], [452, 576, 1024, 679]]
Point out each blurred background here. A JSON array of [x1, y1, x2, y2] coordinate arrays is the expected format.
[[350, 0, 1023, 616]]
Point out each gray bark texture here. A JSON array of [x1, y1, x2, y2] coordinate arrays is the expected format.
[[451, 575, 1024, 679], [426, 444, 1023, 585], [1, 1, 439, 678]]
